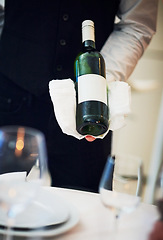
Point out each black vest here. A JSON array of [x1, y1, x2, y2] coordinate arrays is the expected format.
[[0, 0, 120, 95]]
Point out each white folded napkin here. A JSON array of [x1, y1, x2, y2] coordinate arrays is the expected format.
[[49, 79, 83, 139], [0, 172, 26, 182], [0, 172, 27, 210], [49, 79, 131, 140], [108, 81, 131, 131]]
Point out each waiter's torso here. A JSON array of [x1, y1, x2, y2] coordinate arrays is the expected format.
[[0, 0, 120, 95]]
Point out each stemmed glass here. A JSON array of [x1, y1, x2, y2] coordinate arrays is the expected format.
[[0, 126, 49, 240], [99, 154, 143, 239]]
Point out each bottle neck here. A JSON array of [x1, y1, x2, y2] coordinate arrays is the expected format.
[[82, 40, 96, 51], [82, 20, 96, 51]]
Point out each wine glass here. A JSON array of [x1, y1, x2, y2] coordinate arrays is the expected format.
[[0, 126, 49, 239], [99, 154, 143, 239]]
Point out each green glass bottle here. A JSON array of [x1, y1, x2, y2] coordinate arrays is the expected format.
[[75, 20, 109, 136]]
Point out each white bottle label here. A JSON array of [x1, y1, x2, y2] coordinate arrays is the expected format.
[[78, 74, 107, 104]]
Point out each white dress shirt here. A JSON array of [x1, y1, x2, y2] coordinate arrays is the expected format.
[[101, 0, 159, 83]]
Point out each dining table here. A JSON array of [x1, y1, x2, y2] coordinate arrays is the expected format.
[[0, 186, 160, 240]]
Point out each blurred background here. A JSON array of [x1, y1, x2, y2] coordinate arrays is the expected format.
[[112, 0, 163, 203]]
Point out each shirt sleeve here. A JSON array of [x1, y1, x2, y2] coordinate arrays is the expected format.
[[100, 0, 159, 83]]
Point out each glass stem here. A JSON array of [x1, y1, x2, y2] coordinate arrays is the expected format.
[[3, 216, 14, 240], [112, 210, 119, 240]]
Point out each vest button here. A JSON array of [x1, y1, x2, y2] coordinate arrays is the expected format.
[[56, 65, 63, 71], [7, 98, 12, 103], [60, 39, 66, 46], [63, 14, 69, 21]]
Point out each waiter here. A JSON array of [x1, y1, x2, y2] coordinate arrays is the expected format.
[[0, 0, 158, 192]]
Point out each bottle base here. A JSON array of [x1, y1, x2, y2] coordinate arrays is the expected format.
[[77, 121, 108, 136]]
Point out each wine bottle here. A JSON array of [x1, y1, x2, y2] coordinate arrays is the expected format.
[[75, 20, 109, 136]]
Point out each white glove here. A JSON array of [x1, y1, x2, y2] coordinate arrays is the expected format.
[[49, 79, 131, 140]]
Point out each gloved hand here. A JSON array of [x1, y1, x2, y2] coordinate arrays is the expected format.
[[49, 78, 131, 140]]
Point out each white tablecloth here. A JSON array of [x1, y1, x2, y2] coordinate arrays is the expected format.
[[48, 187, 159, 240]]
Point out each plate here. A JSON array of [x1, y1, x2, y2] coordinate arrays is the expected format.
[[0, 187, 80, 237]]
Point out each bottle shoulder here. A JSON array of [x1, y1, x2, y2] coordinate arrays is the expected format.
[[75, 50, 105, 62], [75, 50, 106, 78]]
